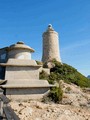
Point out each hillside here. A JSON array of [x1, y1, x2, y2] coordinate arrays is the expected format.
[[40, 60, 90, 88], [9, 60, 90, 120], [10, 81, 90, 120]]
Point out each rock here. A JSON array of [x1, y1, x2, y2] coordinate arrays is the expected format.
[[21, 107, 33, 116], [9, 81, 90, 120], [57, 115, 72, 120], [35, 118, 41, 120], [64, 110, 72, 115], [36, 102, 47, 109], [18, 103, 23, 106]]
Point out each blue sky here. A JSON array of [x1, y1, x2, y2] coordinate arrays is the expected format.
[[0, 0, 90, 76]]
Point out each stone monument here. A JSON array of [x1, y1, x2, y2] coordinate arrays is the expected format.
[[0, 41, 53, 100], [42, 24, 61, 63]]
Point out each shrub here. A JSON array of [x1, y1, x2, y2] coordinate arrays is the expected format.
[[49, 82, 63, 103], [39, 70, 49, 80], [49, 87, 63, 103], [42, 81, 63, 103], [65, 87, 71, 93], [50, 59, 90, 88], [48, 72, 60, 84]]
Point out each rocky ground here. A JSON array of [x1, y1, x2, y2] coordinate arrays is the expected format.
[[10, 81, 90, 120]]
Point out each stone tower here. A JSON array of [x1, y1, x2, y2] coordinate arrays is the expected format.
[[42, 24, 61, 63]]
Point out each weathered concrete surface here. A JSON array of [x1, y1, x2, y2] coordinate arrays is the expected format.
[[6, 88, 50, 100], [8, 41, 34, 59], [5, 66, 40, 80], [0, 41, 53, 100], [8, 49, 32, 59], [2, 79, 51, 87], [0, 58, 40, 80], [0, 59, 38, 66]]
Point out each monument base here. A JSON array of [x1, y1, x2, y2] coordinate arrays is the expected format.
[[5, 88, 50, 101], [1, 79, 54, 101]]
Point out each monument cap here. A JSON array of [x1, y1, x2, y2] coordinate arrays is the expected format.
[[17, 41, 24, 44], [8, 41, 35, 52]]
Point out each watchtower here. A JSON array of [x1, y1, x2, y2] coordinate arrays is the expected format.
[[42, 24, 61, 63]]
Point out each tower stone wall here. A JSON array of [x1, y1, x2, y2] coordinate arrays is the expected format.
[[42, 24, 61, 63]]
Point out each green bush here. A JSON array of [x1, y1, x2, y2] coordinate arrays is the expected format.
[[40, 59, 90, 103], [42, 80, 63, 103], [42, 87, 63, 103], [48, 72, 60, 84], [49, 85, 63, 103], [39, 70, 49, 80], [40, 60, 90, 87], [50, 59, 90, 88], [65, 87, 71, 93]]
